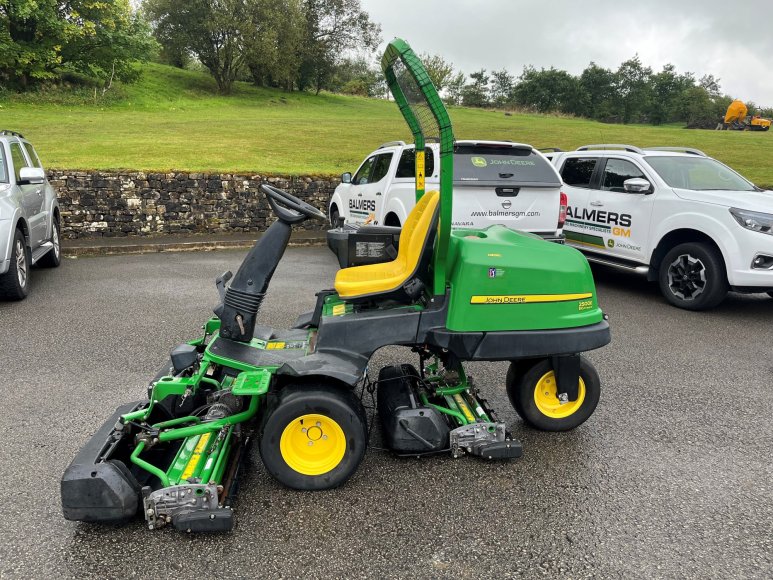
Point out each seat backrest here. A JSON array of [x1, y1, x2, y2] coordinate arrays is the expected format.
[[397, 190, 439, 274]]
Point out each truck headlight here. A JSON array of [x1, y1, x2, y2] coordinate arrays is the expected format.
[[730, 207, 773, 236]]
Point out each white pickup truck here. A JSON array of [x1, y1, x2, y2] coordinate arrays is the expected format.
[[546, 144, 773, 310], [329, 140, 566, 241]]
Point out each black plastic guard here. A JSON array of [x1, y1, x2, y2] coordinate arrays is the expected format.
[[551, 354, 581, 401], [172, 508, 234, 532], [61, 401, 143, 523]]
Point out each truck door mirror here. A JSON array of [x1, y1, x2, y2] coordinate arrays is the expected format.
[[18, 166, 45, 185], [341, 172, 352, 184], [623, 177, 652, 194]]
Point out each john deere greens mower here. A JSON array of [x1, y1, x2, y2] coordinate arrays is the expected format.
[[61, 39, 610, 532]]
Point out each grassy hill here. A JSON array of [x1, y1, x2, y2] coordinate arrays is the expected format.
[[3, 62, 773, 186]]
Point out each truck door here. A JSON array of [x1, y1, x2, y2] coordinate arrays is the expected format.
[[347, 152, 393, 225], [558, 156, 601, 251], [588, 158, 654, 262], [10, 142, 46, 246]]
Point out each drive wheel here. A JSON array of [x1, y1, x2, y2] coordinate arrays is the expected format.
[[0, 228, 29, 300], [767, 292, 773, 299], [658, 242, 728, 310], [260, 384, 367, 490], [508, 357, 600, 431], [38, 217, 61, 268]]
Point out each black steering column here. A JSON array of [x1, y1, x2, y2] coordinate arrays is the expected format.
[[216, 185, 326, 342]]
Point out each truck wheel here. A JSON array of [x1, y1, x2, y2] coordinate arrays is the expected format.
[[384, 213, 401, 228], [507, 357, 600, 431], [658, 242, 728, 310], [38, 217, 61, 268], [260, 384, 367, 490], [0, 228, 29, 300], [329, 204, 340, 227]]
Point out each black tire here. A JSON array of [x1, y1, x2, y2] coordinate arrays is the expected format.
[[507, 357, 600, 431], [384, 213, 401, 228], [658, 242, 728, 311], [505, 359, 540, 418], [766, 292, 773, 299], [260, 384, 367, 490], [329, 204, 340, 227], [37, 217, 61, 268], [0, 228, 29, 300]]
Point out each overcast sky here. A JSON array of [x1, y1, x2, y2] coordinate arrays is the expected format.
[[361, 0, 773, 105]]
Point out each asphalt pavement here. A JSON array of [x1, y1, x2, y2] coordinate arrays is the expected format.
[[0, 246, 771, 579]]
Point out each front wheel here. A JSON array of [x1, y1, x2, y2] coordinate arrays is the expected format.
[[658, 242, 728, 310], [259, 384, 367, 490], [0, 228, 29, 300], [507, 357, 600, 431]]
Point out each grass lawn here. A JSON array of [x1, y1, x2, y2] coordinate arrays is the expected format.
[[2, 63, 773, 187]]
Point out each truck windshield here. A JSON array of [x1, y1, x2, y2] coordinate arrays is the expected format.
[[644, 156, 757, 192], [453, 144, 560, 187]]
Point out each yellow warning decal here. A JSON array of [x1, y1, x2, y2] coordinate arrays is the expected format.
[[332, 304, 346, 316], [266, 341, 286, 349], [181, 433, 211, 480], [453, 394, 477, 423], [416, 150, 425, 191], [470, 293, 593, 305]]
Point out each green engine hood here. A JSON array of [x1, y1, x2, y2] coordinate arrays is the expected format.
[[445, 226, 603, 332]]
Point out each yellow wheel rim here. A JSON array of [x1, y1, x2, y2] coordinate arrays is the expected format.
[[280, 413, 346, 476], [533, 371, 586, 419]]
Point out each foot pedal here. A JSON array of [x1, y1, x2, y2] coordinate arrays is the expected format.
[[172, 508, 234, 532]]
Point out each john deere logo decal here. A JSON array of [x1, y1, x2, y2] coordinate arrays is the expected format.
[[501, 200, 512, 210], [607, 239, 615, 248], [471, 156, 487, 168]]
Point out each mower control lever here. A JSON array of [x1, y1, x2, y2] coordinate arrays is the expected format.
[[216, 270, 233, 301], [260, 184, 326, 224]]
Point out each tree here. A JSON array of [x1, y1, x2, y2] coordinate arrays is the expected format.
[[489, 68, 514, 108], [512, 66, 581, 114], [578, 62, 615, 118], [298, 0, 381, 94], [0, 0, 156, 89], [242, 0, 304, 90], [614, 55, 652, 123], [461, 68, 489, 108], [648, 64, 695, 125], [145, 0, 248, 93], [420, 53, 454, 93], [444, 71, 465, 105]]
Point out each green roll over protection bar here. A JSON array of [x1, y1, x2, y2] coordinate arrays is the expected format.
[[381, 39, 455, 297]]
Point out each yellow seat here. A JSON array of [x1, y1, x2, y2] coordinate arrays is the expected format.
[[335, 190, 440, 301]]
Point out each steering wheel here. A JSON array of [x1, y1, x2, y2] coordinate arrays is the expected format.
[[260, 184, 327, 224]]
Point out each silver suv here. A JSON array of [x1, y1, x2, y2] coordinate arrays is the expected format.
[[0, 130, 61, 300]]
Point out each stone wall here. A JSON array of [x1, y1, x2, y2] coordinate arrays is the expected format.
[[48, 170, 338, 239]]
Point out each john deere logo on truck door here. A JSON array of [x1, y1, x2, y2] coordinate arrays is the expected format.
[[349, 199, 376, 212]]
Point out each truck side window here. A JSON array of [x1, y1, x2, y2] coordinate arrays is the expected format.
[[22, 142, 43, 168], [9, 142, 29, 183], [0, 147, 7, 183], [561, 157, 597, 189], [370, 153, 393, 183], [396, 148, 435, 178], [353, 156, 376, 185], [602, 159, 645, 193]]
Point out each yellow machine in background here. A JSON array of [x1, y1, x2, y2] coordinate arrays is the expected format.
[[718, 100, 771, 131]]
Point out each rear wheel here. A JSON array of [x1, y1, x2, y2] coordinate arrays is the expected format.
[[259, 384, 367, 490], [38, 217, 61, 268], [507, 357, 600, 431], [329, 204, 340, 227], [658, 242, 728, 310], [0, 228, 29, 300]]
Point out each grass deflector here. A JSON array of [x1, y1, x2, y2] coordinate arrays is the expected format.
[[61, 39, 611, 532]]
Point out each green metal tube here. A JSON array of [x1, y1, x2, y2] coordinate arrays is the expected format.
[[419, 392, 467, 425], [157, 395, 259, 442], [200, 428, 232, 484], [130, 441, 170, 487], [152, 416, 202, 429], [434, 384, 467, 396]]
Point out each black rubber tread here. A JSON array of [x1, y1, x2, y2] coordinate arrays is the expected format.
[[259, 384, 367, 490], [0, 228, 28, 300], [37, 218, 61, 268], [658, 242, 728, 311], [509, 356, 600, 432], [505, 358, 542, 418]]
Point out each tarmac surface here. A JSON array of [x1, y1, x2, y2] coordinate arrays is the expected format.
[[0, 246, 771, 579]]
